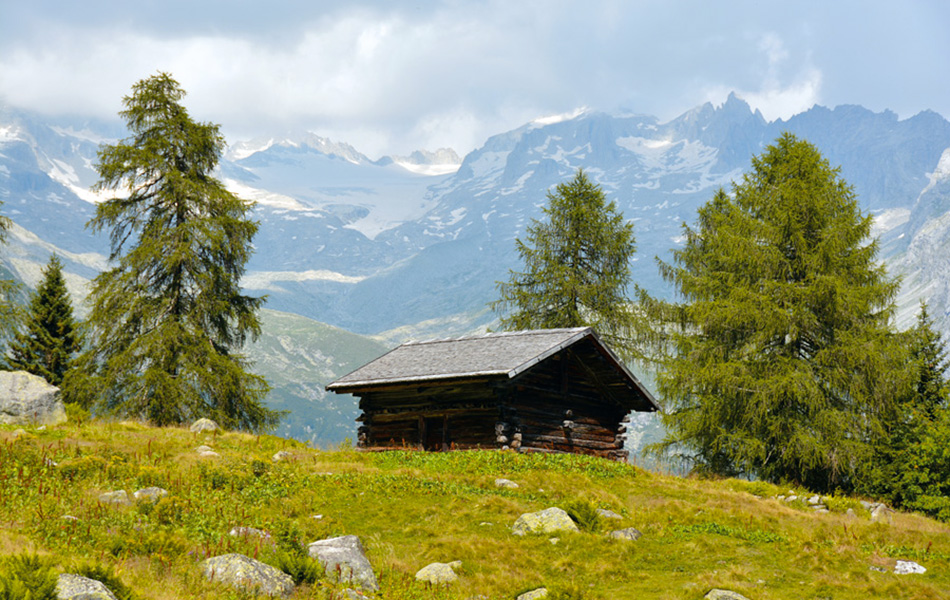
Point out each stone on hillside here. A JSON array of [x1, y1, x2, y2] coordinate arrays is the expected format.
[[516, 588, 548, 600], [230, 526, 271, 539], [190, 418, 220, 433], [133, 487, 168, 502], [495, 478, 519, 489], [596, 508, 623, 520], [98, 490, 131, 506], [894, 560, 927, 574], [202, 553, 294, 597], [807, 495, 821, 505], [512, 507, 579, 536], [12, 428, 29, 439], [273, 450, 293, 462], [704, 589, 751, 600], [414, 560, 462, 584], [0, 371, 66, 426], [308, 535, 378, 592], [871, 504, 894, 524], [607, 527, 642, 541], [198, 450, 220, 458], [57, 573, 119, 600], [196, 445, 213, 453]]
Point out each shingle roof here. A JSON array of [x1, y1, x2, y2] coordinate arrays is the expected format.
[[326, 328, 657, 411]]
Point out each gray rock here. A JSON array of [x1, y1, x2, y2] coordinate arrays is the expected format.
[[0, 371, 66, 426], [414, 560, 461, 584], [596, 508, 623, 520], [871, 504, 894, 524], [704, 589, 751, 600], [894, 560, 927, 575], [516, 588, 548, 600], [133, 487, 168, 502], [202, 553, 295, 597], [846, 508, 857, 519], [308, 535, 378, 591], [98, 490, 131, 506], [807, 495, 821, 505], [512, 507, 579, 536], [190, 418, 220, 433], [272, 450, 293, 462], [607, 527, 642, 541], [198, 450, 221, 458], [57, 573, 119, 600], [494, 478, 519, 489], [195, 445, 213, 453]]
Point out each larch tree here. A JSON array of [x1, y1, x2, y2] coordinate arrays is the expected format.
[[649, 132, 906, 492], [5, 255, 81, 386], [64, 73, 279, 432], [491, 169, 641, 359]]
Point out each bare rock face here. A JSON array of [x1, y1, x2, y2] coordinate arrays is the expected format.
[[202, 553, 295, 597], [0, 371, 66, 426]]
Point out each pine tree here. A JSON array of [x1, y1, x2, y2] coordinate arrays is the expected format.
[[649, 133, 905, 492], [0, 204, 20, 338], [5, 255, 80, 386], [64, 73, 279, 432], [491, 169, 640, 358], [861, 302, 950, 519]]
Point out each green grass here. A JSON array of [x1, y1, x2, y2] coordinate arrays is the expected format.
[[2, 419, 950, 599]]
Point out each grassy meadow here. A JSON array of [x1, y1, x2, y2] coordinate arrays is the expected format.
[[1, 417, 949, 599]]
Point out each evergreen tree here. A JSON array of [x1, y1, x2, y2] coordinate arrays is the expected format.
[[5, 255, 80, 386], [0, 204, 20, 338], [649, 133, 905, 492], [491, 169, 641, 358], [64, 73, 279, 432], [861, 302, 950, 519]]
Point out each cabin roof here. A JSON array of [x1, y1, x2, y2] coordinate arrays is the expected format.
[[326, 327, 659, 411]]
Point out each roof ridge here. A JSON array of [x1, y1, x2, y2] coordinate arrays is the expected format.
[[402, 327, 590, 347]]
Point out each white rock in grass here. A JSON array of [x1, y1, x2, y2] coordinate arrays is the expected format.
[[511, 507, 579, 536], [894, 560, 927, 574], [308, 535, 378, 592], [414, 561, 461, 584], [202, 554, 294, 596], [516, 588, 548, 600], [98, 490, 131, 506], [704, 589, 752, 600], [190, 418, 220, 433], [495, 478, 519, 489], [57, 573, 119, 600]]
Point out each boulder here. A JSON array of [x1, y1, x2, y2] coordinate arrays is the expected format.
[[308, 535, 378, 592], [512, 507, 579, 536], [272, 450, 293, 462], [202, 553, 294, 597], [57, 573, 119, 600], [704, 590, 751, 600], [516, 588, 548, 600], [414, 560, 462, 584], [98, 490, 131, 506], [495, 478, 519, 489], [596, 508, 623, 520], [0, 371, 66, 426], [190, 418, 219, 433], [133, 487, 168, 502], [894, 560, 926, 574], [607, 527, 642, 541], [871, 504, 894, 524]]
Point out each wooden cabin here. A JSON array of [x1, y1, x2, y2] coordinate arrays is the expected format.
[[325, 327, 659, 460]]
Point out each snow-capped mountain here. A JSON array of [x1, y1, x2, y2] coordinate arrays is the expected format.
[[4, 96, 950, 444]]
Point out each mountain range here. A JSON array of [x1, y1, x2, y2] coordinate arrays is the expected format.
[[2, 94, 949, 446]]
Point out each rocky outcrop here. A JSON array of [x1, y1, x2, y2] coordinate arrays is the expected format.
[[308, 535, 378, 591], [202, 553, 294, 597], [0, 371, 66, 426], [512, 507, 579, 536], [57, 574, 119, 600]]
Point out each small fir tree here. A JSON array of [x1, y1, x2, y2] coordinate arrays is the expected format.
[[491, 169, 641, 358], [5, 255, 81, 386], [861, 302, 950, 519], [648, 133, 906, 492], [65, 73, 279, 432]]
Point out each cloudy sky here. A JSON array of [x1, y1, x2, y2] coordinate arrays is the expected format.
[[1, 1, 947, 158]]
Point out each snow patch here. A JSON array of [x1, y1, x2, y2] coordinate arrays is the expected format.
[[467, 150, 510, 179], [392, 160, 460, 176], [871, 208, 911, 236], [223, 179, 307, 210], [921, 147, 950, 196], [50, 126, 110, 144], [0, 125, 23, 143], [532, 107, 589, 126], [242, 269, 365, 292]]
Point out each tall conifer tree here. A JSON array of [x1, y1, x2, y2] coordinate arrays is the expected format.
[[5, 255, 80, 386], [65, 73, 278, 432], [491, 169, 641, 359], [649, 133, 905, 492]]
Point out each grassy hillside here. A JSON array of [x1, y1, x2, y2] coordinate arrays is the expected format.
[[245, 309, 389, 446], [2, 419, 949, 599]]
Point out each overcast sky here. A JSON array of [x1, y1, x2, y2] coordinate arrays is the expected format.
[[1, 1, 947, 158]]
